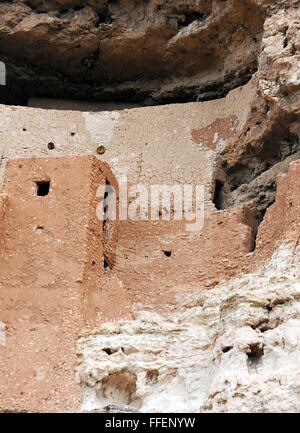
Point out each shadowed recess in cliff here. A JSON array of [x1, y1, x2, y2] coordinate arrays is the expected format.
[[0, 0, 265, 106]]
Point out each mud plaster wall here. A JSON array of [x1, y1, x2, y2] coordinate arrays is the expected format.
[[0, 193, 7, 251], [0, 156, 108, 288], [0, 79, 257, 304], [0, 155, 131, 412], [0, 79, 268, 412], [256, 160, 300, 258], [78, 161, 300, 413], [1, 77, 283, 308], [0, 78, 256, 189]]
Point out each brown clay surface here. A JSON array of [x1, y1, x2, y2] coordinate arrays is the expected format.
[[0, 63, 299, 410], [254, 160, 300, 262], [0, 155, 131, 412], [191, 116, 239, 150], [0, 147, 300, 412]]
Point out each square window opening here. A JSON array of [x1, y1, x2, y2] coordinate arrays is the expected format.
[[36, 181, 50, 196]]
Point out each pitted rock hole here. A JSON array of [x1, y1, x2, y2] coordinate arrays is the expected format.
[[247, 343, 264, 372], [146, 369, 159, 385], [102, 348, 119, 356], [222, 346, 233, 354], [96, 369, 140, 409]]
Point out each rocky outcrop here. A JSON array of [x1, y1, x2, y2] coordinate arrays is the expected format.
[[221, 4, 300, 209], [78, 242, 300, 413], [0, 0, 299, 105], [0, 0, 276, 105], [0, 0, 299, 415]]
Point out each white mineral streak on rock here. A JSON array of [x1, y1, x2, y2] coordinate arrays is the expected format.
[[77, 243, 300, 412]]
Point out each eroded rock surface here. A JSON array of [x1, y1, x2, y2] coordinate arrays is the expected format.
[[78, 242, 300, 413], [77, 160, 300, 413], [0, 0, 277, 105], [0, 0, 299, 415]]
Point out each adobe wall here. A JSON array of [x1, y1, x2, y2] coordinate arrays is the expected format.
[[255, 160, 300, 259], [0, 155, 131, 412], [0, 156, 106, 287], [0, 194, 7, 257], [0, 78, 256, 191], [78, 160, 300, 413], [4, 77, 299, 411], [2, 77, 292, 314], [114, 209, 255, 307], [0, 78, 258, 306]]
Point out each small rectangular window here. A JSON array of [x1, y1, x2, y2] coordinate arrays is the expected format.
[[36, 181, 50, 196]]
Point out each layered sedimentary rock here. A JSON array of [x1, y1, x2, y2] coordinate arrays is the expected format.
[[223, 5, 300, 200], [0, 0, 299, 414], [0, 0, 266, 105], [0, 75, 299, 412], [0, 0, 296, 105]]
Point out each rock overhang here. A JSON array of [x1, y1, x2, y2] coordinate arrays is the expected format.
[[0, 0, 266, 105]]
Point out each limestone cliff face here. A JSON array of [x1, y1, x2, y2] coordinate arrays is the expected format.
[[0, 0, 299, 414], [0, 0, 296, 106], [222, 5, 300, 193], [78, 243, 300, 413]]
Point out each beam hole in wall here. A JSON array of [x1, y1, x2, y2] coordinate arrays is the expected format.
[[104, 259, 110, 270], [222, 346, 233, 353], [47, 142, 55, 150], [97, 145, 106, 155], [102, 347, 119, 355], [36, 181, 50, 197], [163, 250, 172, 257]]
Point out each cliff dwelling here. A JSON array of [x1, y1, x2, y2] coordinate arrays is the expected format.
[[0, 0, 299, 415]]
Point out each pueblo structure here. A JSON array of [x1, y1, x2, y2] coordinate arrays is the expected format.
[[0, 0, 300, 413]]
